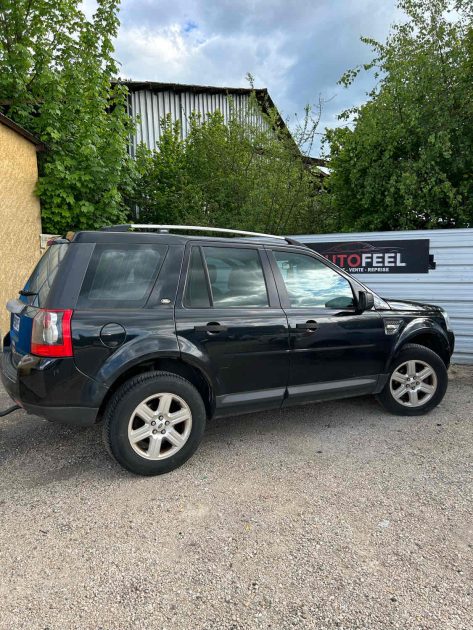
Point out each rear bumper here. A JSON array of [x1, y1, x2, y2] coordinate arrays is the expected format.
[[0, 348, 106, 426], [17, 402, 99, 426]]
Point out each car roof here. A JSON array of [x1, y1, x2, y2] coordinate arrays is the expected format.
[[71, 230, 308, 249]]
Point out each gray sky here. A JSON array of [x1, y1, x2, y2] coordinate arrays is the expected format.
[[89, 0, 402, 154]]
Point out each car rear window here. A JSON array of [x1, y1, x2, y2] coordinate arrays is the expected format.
[[24, 243, 69, 307], [77, 244, 167, 307]]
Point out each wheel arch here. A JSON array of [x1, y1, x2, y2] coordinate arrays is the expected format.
[[404, 332, 450, 366], [96, 356, 215, 422], [391, 325, 451, 369]]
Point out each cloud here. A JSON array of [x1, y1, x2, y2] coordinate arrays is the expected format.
[[113, 0, 401, 153], [116, 21, 294, 96]]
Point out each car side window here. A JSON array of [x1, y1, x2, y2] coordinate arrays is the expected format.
[[203, 247, 269, 308], [183, 247, 211, 308], [273, 250, 355, 309], [184, 246, 269, 308]]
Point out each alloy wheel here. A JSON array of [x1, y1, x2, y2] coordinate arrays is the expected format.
[[389, 360, 438, 408], [127, 392, 192, 460]]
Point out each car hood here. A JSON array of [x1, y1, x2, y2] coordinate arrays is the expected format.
[[385, 298, 443, 314]]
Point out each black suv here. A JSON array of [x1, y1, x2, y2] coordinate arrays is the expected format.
[[1, 226, 454, 476]]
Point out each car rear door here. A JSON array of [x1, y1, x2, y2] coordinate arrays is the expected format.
[[267, 247, 389, 405], [174, 242, 290, 416]]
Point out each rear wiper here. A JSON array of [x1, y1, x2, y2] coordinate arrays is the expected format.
[[19, 289, 38, 297]]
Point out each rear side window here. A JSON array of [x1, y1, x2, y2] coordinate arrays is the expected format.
[[183, 248, 211, 308], [25, 243, 69, 307], [184, 245, 269, 308], [78, 244, 167, 307]]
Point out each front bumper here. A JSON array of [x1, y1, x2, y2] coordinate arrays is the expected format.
[[0, 348, 106, 426], [448, 330, 455, 359]]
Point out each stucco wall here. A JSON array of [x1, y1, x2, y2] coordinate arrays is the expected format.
[[0, 123, 42, 336]]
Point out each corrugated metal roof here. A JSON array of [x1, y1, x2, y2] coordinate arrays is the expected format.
[[293, 228, 473, 365]]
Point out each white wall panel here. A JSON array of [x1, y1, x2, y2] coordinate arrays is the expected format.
[[295, 229, 473, 364], [128, 88, 267, 156]]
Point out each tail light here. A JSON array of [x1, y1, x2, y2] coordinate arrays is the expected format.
[[31, 309, 73, 357]]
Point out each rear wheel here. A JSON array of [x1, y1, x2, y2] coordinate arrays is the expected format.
[[103, 371, 206, 475], [376, 343, 448, 416]]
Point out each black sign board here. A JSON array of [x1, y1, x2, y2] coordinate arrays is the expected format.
[[305, 239, 431, 274]]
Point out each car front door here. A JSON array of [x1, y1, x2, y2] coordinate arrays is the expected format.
[[267, 247, 389, 405], [174, 243, 290, 416]]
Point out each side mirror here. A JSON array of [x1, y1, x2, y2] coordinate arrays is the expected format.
[[357, 290, 374, 312]]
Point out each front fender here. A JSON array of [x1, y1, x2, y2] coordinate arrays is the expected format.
[[385, 318, 450, 372]]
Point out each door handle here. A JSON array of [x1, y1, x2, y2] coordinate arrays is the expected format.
[[295, 320, 318, 332], [194, 322, 228, 333]]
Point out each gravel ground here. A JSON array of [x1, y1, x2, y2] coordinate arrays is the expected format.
[[0, 365, 472, 630]]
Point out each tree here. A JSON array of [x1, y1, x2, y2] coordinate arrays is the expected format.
[[324, 0, 473, 231], [0, 0, 133, 233], [131, 94, 328, 235]]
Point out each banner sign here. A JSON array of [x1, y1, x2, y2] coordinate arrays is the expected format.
[[305, 239, 431, 274]]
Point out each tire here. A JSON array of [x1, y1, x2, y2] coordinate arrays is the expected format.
[[102, 371, 206, 475], [376, 343, 448, 416]]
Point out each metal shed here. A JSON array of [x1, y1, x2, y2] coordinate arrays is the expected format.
[[119, 80, 329, 179], [121, 81, 278, 157], [295, 228, 473, 365]]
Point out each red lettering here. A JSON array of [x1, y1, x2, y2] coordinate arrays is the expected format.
[[347, 254, 361, 267]]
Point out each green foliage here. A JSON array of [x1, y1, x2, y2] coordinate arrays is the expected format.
[[0, 0, 133, 233], [130, 95, 327, 235], [324, 0, 473, 231]]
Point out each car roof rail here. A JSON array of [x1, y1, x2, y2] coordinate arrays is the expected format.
[[100, 223, 307, 247], [130, 224, 287, 239], [100, 223, 309, 247], [284, 236, 308, 247], [100, 224, 133, 232]]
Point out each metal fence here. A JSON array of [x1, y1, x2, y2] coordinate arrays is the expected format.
[[295, 228, 473, 365]]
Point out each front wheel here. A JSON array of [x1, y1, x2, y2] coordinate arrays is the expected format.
[[103, 371, 206, 475], [376, 343, 448, 416]]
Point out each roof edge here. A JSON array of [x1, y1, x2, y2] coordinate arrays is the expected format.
[[0, 113, 45, 150], [116, 79, 269, 97]]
